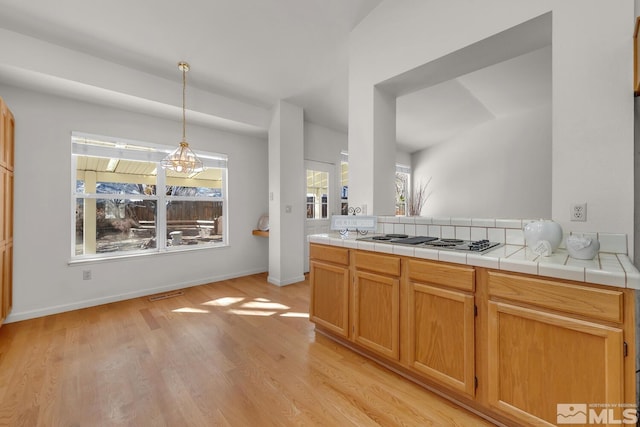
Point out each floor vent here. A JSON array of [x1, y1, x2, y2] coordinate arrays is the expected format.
[[148, 291, 184, 302]]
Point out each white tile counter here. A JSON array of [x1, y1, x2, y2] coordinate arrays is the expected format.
[[309, 216, 640, 290]]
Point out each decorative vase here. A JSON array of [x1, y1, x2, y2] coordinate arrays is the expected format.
[[523, 220, 563, 254]]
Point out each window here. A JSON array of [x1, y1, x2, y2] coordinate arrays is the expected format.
[[72, 133, 227, 259], [395, 164, 410, 216], [306, 169, 329, 219], [330, 152, 407, 216], [340, 151, 349, 214]]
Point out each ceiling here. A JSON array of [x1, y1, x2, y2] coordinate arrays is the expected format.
[[0, 0, 382, 133], [0, 0, 550, 154], [396, 45, 551, 153]]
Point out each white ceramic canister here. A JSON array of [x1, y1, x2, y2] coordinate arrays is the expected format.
[[565, 235, 600, 260], [523, 219, 563, 255]]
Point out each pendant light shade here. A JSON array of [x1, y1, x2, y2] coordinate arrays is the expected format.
[[161, 61, 204, 174]]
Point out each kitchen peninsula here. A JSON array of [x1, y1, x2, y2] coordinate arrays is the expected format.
[[309, 216, 638, 427]]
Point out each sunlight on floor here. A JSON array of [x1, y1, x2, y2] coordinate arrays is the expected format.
[[279, 312, 309, 318], [241, 301, 290, 310], [203, 296, 245, 306], [227, 309, 278, 316], [172, 307, 210, 313], [174, 295, 309, 318]]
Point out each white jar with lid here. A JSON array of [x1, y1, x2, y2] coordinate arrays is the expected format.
[[523, 219, 563, 255]]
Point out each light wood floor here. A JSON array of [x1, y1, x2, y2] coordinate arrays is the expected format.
[[0, 273, 495, 426]]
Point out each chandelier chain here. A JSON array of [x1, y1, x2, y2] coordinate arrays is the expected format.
[[182, 66, 186, 141], [160, 61, 203, 174]]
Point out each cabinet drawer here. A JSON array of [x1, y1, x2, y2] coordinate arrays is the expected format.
[[354, 251, 400, 276], [487, 271, 623, 323], [309, 243, 349, 266], [408, 259, 475, 291]]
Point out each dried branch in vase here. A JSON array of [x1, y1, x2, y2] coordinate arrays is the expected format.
[[408, 178, 431, 217]]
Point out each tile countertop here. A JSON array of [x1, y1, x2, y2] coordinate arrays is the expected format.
[[308, 233, 640, 290]]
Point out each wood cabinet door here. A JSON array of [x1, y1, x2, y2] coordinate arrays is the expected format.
[[487, 301, 625, 426], [0, 99, 5, 169], [407, 282, 475, 396], [353, 271, 399, 360], [3, 243, 11, 320], [309, 260, 350, 337], [0, 243, 5, 324], [0, 170, 4, 243], [5, 171, 12, 240], [4, 106, 13, 171]]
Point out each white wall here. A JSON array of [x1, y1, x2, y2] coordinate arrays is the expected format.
[[349, 0, 634, 255], [1, 83, 269, 322], [413, 105, 552, 218], [304, 122, 347, 165], [396, 150, 411, 167]]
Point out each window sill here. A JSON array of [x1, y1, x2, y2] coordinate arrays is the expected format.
[[68, 242, 228, 266]]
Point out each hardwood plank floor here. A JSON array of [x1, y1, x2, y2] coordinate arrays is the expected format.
[[0, 273, 495, 426]]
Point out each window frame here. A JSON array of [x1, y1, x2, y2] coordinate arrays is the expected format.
[[395, 164, 411, 216], [305, 165, 330, 221], [71, 132, 228, 261]]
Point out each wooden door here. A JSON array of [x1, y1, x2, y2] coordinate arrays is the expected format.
[[0, 243, 5, 323], [353, 271, 400, 360], [5, 171, 12, 241], [4, 105, 13, 171], [1, 243, 10, 321], [407, 282, 475, 396], [487, 301, 625, 426], [0, 98, 11, 327], [0, 99, 5, 169], [309, 260, 350, 338]]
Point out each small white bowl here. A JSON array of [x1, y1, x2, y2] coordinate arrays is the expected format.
[[566, 236, 600, 260]]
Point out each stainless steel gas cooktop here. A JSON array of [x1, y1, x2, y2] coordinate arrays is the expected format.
[[357, 234, 502, 254]]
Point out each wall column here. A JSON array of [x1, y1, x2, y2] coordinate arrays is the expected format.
[[268, 100, 305, 286], [348, 84, 397, 216]]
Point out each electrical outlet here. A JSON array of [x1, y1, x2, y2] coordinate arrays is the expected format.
[[570, 203, 587, 222], [82, 270, 92, 280]]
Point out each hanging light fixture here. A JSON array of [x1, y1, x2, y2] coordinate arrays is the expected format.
[[161, 61, 204, 174]]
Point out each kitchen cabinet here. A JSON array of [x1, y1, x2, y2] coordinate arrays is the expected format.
[[309, 243, 350, 337], [353, 251, 400, 360], [308, 243, 636, 427], [406, 259, 476, 397], [486, 271, 628, 426], [0, 97, 13, 327]]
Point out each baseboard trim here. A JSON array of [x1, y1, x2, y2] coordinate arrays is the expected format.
[[267, 275, 306, 287], [5, 268, 268, 323]]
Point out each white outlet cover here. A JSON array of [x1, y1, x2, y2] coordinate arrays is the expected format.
[[570, 203, 587, 221]]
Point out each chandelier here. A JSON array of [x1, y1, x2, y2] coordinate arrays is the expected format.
[[161, 61, 204, 174]]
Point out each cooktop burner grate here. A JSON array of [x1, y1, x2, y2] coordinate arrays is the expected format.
[[356, 235, 502, 253], [427, 240, 457, 247]]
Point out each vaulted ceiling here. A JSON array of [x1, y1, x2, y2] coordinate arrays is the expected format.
[[0, 0, 550, 154], [396, 45, 551, 153], [0, 0, 382, 133]]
